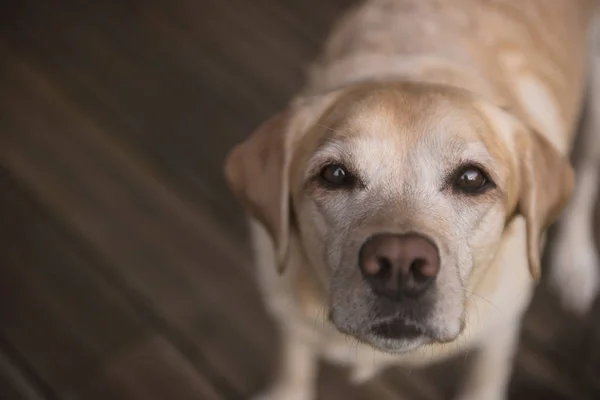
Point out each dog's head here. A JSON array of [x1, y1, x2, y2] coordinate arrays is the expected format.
[[225, 82, 573, 352]]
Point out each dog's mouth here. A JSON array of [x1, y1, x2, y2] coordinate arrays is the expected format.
[[370, 319, 425, 340]]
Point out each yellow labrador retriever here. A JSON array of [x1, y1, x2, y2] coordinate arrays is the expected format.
[[225, 1, 600, 399]]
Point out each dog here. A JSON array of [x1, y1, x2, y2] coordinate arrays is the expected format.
[[224, 1, 600, 399]]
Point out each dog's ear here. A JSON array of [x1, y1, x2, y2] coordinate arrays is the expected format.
[[477, 102, 574, 280], [517, 129, 574, 280], [225, 92, 341, 273], [225, 110, 293, 273]]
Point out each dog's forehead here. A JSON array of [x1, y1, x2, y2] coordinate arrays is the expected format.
[[314, 87, 493, 167], [331, 87, 486, 139]]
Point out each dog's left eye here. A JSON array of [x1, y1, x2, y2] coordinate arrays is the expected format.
[[319, 164, 353, 188], [453, 166, 493, 193]]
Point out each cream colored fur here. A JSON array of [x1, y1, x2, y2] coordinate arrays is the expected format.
[[225, 1, 600, 399]]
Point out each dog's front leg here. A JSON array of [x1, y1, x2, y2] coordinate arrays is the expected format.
[[455, 322, 520, 400], [253, 327, 318, 400]]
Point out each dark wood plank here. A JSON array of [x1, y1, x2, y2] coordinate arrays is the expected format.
[[66, 336, 221, 400], [0, 165, 227, 399], [0, 50, 269, 396], [0, 168, 148, 394], [0, 344, 48, 400]]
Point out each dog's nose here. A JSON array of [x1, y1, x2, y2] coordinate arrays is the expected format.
[[359, 233, 440, 299]]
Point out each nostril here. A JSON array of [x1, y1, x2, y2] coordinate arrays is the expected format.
[[376, 256, 392, 277], [410, 258, 437, 281]]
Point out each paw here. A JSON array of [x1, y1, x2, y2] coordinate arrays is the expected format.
[[548, 227, 600, 314]]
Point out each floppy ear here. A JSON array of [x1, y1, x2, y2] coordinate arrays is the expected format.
[[517, 130, 574, 280], [477, 102, 574, 280], [224, 111, 292, 273]]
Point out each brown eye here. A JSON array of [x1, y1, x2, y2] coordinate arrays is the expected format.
[[319, 164, 352, 187], [454, 166, 490, 193]]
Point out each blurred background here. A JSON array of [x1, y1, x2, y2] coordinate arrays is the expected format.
[[1, 1, 600, 399]]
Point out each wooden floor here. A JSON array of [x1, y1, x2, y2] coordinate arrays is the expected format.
[[1, 1, 600, 399]]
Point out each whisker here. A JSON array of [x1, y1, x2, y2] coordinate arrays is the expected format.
[[462, 312, 472, 365], [465, 289, 504, 318], [312, 305, 327, 335]]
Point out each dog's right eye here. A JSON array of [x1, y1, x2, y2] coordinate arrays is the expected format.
[[452, 165, 494, 194], [319, 164, 353, 188]]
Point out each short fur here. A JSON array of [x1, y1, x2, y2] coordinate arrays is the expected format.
[[224, 1, 600, 399]]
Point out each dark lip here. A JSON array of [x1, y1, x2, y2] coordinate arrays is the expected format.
[[370, 319, 425, 340]]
